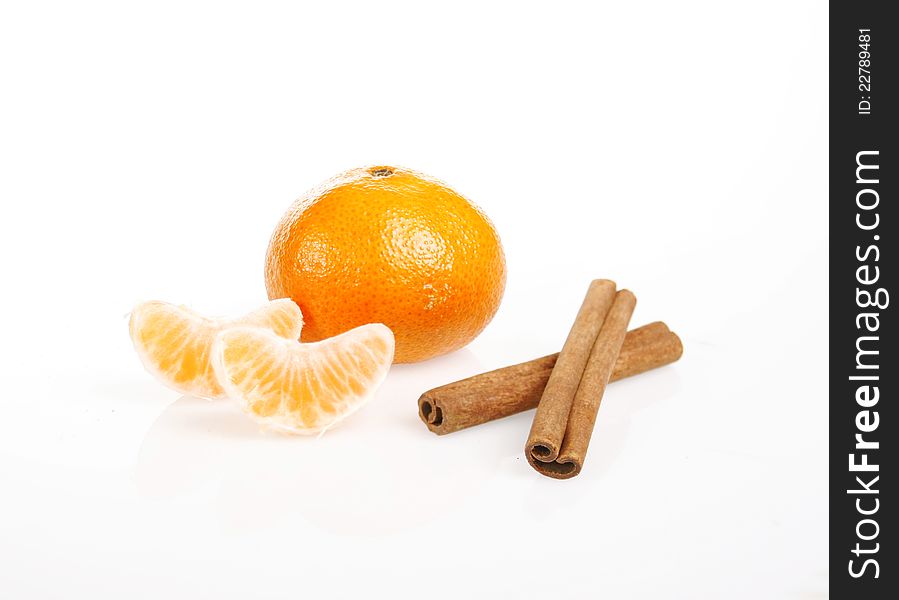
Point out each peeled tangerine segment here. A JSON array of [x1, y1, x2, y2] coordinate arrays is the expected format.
[[129, 299, 303, 399], [212, 324, 395, 434]]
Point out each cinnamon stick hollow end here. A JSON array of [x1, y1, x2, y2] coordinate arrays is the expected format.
[[419, 395, 443, 427], [526, 435, 583, 479]]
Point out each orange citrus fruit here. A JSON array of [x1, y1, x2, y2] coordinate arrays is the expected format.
[[212, 323, 394, 434], [129, 299, 303, 399], [265, 165, 506, 363]]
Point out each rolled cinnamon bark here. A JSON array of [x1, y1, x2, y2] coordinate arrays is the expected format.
[[526, 289, 636, 479], [524, 280, 617, 463], [417, 321, 682, 435]]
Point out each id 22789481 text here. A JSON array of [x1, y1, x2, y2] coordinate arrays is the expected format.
[[858, 29, 872, 115]]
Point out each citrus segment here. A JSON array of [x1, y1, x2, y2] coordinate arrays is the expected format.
[[129, 299, 303, 399], [212, 323, 395, 434]]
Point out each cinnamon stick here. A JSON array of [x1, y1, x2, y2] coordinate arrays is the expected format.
[[526, 289, 636, 479], [523, 279, 617, 463], [417, 321, 682, 435]]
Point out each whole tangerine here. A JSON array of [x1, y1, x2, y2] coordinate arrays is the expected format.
[[265, 165, 506, 363]]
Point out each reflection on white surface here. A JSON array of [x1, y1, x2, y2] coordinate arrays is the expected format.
[[134, 350, 685, 535], [136, 349, 506, 535]]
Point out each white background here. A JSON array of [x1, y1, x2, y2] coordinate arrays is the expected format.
[[0, 1, 828, 598]]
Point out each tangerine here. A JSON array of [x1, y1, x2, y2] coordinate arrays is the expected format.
[[265, 166, 506, 363]]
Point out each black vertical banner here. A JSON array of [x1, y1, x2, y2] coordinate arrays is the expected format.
[[830, 1, 896, 597]]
